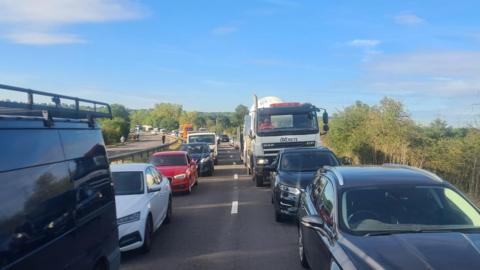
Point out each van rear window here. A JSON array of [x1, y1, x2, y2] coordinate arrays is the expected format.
[[0, 130, 64, 172]]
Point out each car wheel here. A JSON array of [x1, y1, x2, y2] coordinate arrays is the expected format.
[[187, 180, 192, 194], [165, 197, 172, 224], [298, 226, 309, 268], [141, 216, 153, 254], [255, 175, 264, 187]]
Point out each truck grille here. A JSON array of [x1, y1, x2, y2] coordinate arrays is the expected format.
[[262, 141, 316, 149]]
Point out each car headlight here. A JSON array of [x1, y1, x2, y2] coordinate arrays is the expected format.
[[279, 185, 301, 195], [200, 156, 211, 163], [257, 158, 268, 165], [117, 212, 140, 225], [174, 173, 186, 180]]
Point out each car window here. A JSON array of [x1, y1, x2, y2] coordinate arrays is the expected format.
[[280, 151, 339, 172], [150, 155, 187, 166], [111, 171, 144, 195], [317, 179, 335, 227], [145, 169, 155, 189], [313, 176, 328, 205], [0, 130, 65, 172], [150, 167, 162, 184], [341, 186, 480, 233]]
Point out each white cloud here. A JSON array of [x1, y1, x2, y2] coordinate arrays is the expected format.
[[6, 32, 85, 45], [211, 26, 237, 36], [0, 0, 144, 45], [364, 51, 480, 97], [394, 12, 425, 26], [349, 39, 381, 47]]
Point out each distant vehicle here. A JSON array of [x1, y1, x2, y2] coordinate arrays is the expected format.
[[180, 123, 193, 141], [151, 130, 159, 135], [268, 147, 339, 221], [244, 95, 330, 187], [159, 128, 166, 134], [298, 165, 480, 270], [0, 85, 120, 270], [187, 132, 218, 165], [198, 127, 209, 132], [220, 134, 229, 142], [150, 151, 198, 193], [180, 143, 214, 176], [111, 164, 172, 253]]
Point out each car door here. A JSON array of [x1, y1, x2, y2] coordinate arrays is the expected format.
[[151, 167, 170, 223], [145, 168, 163, 230], [310, 176, 337, 269]]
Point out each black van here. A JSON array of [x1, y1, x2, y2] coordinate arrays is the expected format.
[[0, 84, 120, 270]]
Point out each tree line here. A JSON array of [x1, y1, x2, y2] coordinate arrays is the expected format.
[[324, 97, 480, 203], [99, 103, 249, 145]]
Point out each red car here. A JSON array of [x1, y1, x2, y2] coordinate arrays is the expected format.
[[150, 151, 198, 193]]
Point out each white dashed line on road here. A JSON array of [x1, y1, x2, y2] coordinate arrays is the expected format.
[[231, 201, 238, 214], [233, 162, 236, 165], [234, 174, 238, 180]]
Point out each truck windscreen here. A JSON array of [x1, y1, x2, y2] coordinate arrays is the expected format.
[[257, 110, 318, 136]]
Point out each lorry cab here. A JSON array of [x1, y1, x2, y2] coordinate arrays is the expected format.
[[244, 96, 329, 187]]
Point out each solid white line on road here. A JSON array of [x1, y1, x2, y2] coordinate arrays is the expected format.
[[231, 201, 239, 214], [233, 162, 237, 165], [234, 174, 238, 180]]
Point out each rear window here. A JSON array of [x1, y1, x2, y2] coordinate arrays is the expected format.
[[280, 151, 339, 172], [188, 135, 215, 144], [0, 130, 64, 172], [150, 155, 187, 166], [112, 172, 144, 195]]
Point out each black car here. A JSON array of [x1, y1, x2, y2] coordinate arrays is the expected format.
[[0, 84, 120, 270], [220, 134, 229, 143], [269, 147, 340, 221], [180, 143, 214, 176], [298, 165, 480, 270]]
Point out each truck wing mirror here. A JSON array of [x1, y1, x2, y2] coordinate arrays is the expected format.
[[322, 111, 329, 124]]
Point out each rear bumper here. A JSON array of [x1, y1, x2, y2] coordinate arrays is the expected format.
[[274, 189, 300, 216]]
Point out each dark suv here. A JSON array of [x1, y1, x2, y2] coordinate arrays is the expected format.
[[298, 165, 480, 270], [0, 84, 120, 270], [269, 147, 339, 221]]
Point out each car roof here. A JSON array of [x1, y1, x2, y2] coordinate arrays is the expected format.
[[182, 143, 209, 146], [280, 147, 333, 154], [325, 165, 444, 188], [153, 151, 187, 156], [188, 132, 215, 136], [110, 163, 152, 172]]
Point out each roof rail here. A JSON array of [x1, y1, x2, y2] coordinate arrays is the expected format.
[[382, 163, 443, 183], [322, 166, 344, 186], [0, 84, 112, 121]]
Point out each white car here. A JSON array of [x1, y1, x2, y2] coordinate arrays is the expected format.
[[111, 163, 172, 253]]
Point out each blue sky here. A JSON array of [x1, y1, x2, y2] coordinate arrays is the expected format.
[[0, 0, 479, 126]]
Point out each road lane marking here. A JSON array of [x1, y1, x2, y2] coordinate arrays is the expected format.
[[234, 174, 238, 180], [233, 162, 236, 165], [231, 201, 238, 214]]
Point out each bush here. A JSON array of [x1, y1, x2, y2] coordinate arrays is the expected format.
[[100, 117, 130, 145]]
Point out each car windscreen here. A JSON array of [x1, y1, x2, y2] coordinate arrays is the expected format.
[[180, 144, 209, 154], [189, 135, 216, 144], [150, 155, 187, 166], [111, 171, 144, 195], [257, 111, 318, 133], [340, 186, 480, 234], [280, 152, 339, 172]]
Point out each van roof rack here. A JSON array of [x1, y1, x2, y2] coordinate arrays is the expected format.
[[0, 84, 112, 122]]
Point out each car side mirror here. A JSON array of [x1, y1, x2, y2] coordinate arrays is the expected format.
[[301, 215, 324, 231], [340, 157, 352, 165], [149, 184, 162, 193]]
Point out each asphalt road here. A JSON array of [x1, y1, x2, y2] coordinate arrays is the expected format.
[[121, 143, 303, 270], [106, 133, 174, 157]]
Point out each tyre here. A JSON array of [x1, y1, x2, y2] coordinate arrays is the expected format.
[[255, 175, 264, 187], [165, 197, 172, 224], [93, 260, 107, 270], [141, 216, 153, 254], [275, 209, 285, 222], [186, 180, 192, 194], [298, 226, 309, 268]]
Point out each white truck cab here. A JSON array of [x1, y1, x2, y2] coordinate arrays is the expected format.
[[244, 96, 329, 187], [187, 132, 218, 165]]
